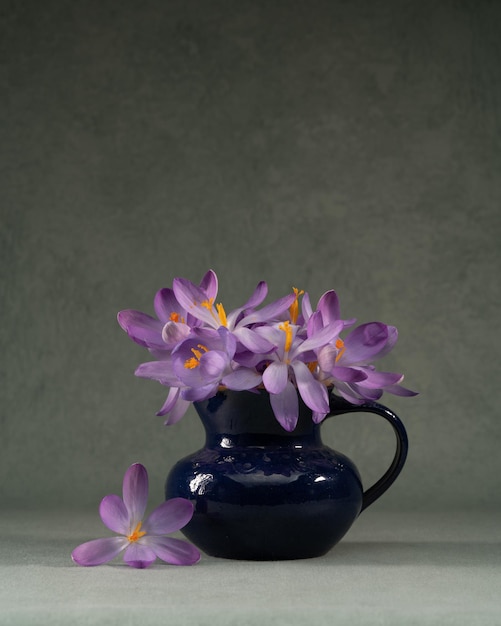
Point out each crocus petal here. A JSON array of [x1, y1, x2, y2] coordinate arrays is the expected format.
[[242, 280, 268, 310], [173, 278, 218, 327], [123, 541, 157, 569], [318, 346, 368, 381], [351, 383, 383, 401], [225, 281, 269, 329], [134, 360, 179, 386], [181, 382, 219, 402], [157, 387, 191, 425], [317, 290, 341, 324], [123, 463, 148, 526], [262, 361, 289, 394], [372, 325, 399, 360], [240, 293, 296, 326], [217, 326, 237, 359], [317, 345, 367, 383], [383, 383, 418, 397], [163, 395, 191, 425], [222, 368, 262, 390], [232, 349, 264, 369], [292, 360, 329, 414], [312, 411, 328, 424], [296, 320, 344, 355], [157, 386, 181, 415], [306, 311, 324, 336], [198, 269, 218, 300], [198, 350, 229, 382], [72, 537, 128, 567], [356, 369, 404, 389], [153, 288, 183, 323], [117, 310, 166, 349], [232, 326, 275, 353], [143, 498, 195, 535], [332, 383, 366, 405], [317, 344, 337, 371], [143, 536, 201, 566], [253, 325, 284, 347], [161, 321, 191, 346], [329, 366, 368, 383], [301, 292, 313, 321], [269, 381, 299, 432], [99, 494, 130, 534], [343, 322, 391, 364]]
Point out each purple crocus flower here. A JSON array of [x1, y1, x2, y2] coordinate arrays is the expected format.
[[301, 290, 357, 343], [133, 358, 192, 423], [71, 463, 200, 568], [134, 327, 262, 421], [174, 328, 261, 399], [256, 319, 345, 431], [317, 322, 417, 404], [117, 270, 218, 352], [172, 275, 296, 354]]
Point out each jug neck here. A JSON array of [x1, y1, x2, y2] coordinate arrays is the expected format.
[[193, 389, 323, 448]]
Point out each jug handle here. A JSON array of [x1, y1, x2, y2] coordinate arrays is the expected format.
[[327, 395, 409, 512]]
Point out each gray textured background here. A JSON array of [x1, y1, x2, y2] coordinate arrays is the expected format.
[[1, 0, 500, 513]]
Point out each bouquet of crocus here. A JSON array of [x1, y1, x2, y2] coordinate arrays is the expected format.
[[118, 270, 416, 432]]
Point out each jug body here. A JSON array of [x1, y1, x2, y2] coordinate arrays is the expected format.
[[166, 389, 408, 560]]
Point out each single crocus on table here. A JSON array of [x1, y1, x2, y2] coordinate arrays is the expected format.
[[72, 463, 200, 568]]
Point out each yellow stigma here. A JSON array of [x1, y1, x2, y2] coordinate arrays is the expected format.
[[289, 287, 304, 324], [127, 521, 146, 543], [169, 312, 180, 322], [201, 298, 227, 327], [278, 320, 293, 353], [201, 298, 214, 310], [335, 338, 345, 362], [216, 302, 227, 327], [184, 344, 209, 369]]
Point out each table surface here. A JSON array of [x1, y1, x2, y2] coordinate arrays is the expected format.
[[1, 508, 500, 626]]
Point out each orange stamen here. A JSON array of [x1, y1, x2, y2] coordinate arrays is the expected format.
[[289, 287, 304, 324], [201, 298, 214, 310], [335, 338, 345, 362], [127, 521, 146, 543], [201, 298, 227, 327], [307, 360, 318, 373], [184, 344, 209, 369], [216, 303, 227, 327], [278, 321, 293, 353]]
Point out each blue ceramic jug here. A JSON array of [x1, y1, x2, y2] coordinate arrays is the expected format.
[[165, 389, 408, 560]]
